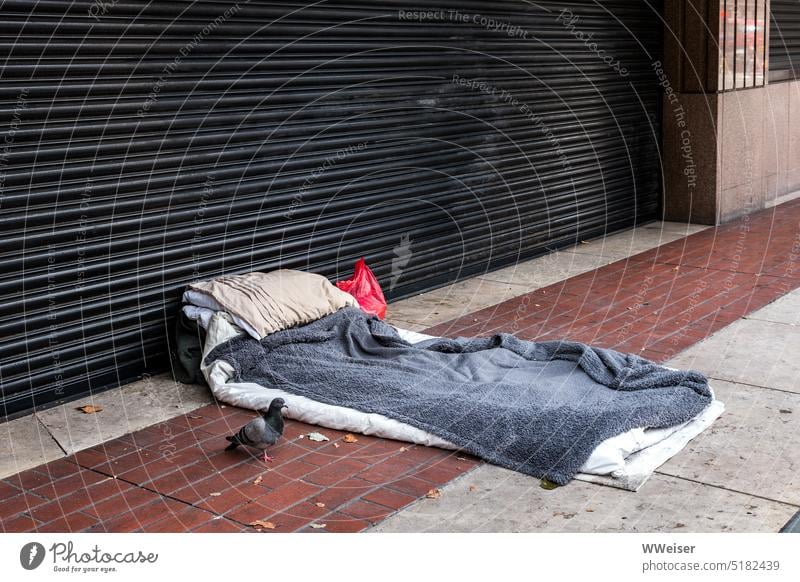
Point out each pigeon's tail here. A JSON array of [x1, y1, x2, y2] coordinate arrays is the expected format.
[[224, 436, 239, 451]]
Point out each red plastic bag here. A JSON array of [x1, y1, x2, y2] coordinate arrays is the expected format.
[[336, 257, 387, 319]]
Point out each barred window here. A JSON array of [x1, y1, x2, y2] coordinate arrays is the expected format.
[[720, 0, 768, 90]]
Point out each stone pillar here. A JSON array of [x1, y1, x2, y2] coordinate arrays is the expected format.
[[661, 0, 790, 224]]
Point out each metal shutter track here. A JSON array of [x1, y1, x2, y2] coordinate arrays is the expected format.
[[1, 0, 662, 417]]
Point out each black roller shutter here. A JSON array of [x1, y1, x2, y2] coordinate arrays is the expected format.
[[1, 0, 662, 418], [771, 0, 800, 81]]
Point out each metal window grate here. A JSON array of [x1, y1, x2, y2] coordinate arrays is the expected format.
[[720, 0, 768, 91]]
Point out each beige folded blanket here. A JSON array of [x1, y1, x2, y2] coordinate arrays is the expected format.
[[189, 270, 357, 339]]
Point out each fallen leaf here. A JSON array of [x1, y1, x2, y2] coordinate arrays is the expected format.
[[585, 508, 595, 513], [249, 520, 276, 530], [76, 404, 103, 414], [672, 266, 680, 271], [426, 488, 441, 499], [674, 523, 686, 528], [333, 443, 340, 448], [468, 485, 478, 492], [399, 446, 408, 452], [209, 492, 222, 497], [539, 478, 560, 490], [309, 523, 327, 529], [253, 476, 263, 485], [315, 502, 326, 508], [306, 432, 330, 442], [343, 434, 359, 443]]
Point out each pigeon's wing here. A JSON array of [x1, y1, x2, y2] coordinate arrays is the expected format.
[[236, 417, 266, 447], [244, 417, 282, 447], [228, 418, 263, 447], [229, 427, 249, 447]]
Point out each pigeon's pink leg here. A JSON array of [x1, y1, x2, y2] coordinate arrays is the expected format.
[[263, 451, 275, 463]]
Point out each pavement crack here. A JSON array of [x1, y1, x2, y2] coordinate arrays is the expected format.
[[34, 414, 68, 456], [654, 471, 800, 508], [702, 377, 800, 395]]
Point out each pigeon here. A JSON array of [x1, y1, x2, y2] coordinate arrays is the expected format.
[[224, 398, 288, 463]]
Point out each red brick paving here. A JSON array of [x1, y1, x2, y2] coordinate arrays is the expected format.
[[428, 199, 800, 362], [2, 199, 800, 533], [0, 409, 478, 533]]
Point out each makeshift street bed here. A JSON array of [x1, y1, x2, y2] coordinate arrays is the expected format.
[[181, 269, 724, 491]]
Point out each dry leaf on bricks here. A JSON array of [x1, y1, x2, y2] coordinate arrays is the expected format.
[[315, 502, 326, 508], [426, 489, 441, 499], [253, 476, 263, 485], [250, 520, 276, 530], [76, 405, 103, 414], [343, 434, 359, 444], [540, 478, 559, 490]]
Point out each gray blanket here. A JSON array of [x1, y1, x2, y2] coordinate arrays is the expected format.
[[206, 307, 712, 484]]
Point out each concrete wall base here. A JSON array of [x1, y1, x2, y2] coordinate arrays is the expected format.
[[663, 79, 800, 225]]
